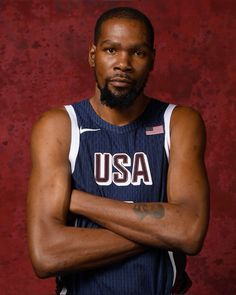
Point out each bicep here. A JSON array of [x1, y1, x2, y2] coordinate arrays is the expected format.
[[167, 108, 209, 230], [27, 163, 71, 227], [27, 109, 71, 255]]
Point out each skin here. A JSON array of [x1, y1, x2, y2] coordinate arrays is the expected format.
[[89, 18, 155, 125], [27, 18, 210, 279]]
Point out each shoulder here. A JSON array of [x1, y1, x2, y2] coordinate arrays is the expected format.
[[31, 107, 71, 155], [32, 107, 70, 135], [170, 106, 206, 151], [171, 106, 205, 133], [34, 107, 70, 126]]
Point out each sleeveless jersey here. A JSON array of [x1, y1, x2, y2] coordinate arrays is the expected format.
[[57, 98, 188, 295]]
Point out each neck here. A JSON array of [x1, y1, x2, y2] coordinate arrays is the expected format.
[[90, 88, 150, 126]]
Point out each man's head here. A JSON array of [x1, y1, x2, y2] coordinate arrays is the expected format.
[[94, 7, 154, 49], [89, 7, 155, 109]]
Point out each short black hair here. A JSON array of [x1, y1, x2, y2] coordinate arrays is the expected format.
[[94, 7, 154, 48]]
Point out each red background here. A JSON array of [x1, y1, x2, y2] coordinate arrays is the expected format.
[[0, 0, 235, 294]]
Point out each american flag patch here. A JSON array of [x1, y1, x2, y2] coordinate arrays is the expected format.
[[145, 125, 164, 135]]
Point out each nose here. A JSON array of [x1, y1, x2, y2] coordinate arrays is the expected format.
[[114, 51, 132, 72]]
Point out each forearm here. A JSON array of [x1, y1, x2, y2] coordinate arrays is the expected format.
[[30, 222, 144, 278], [70, 190, 206, 254]]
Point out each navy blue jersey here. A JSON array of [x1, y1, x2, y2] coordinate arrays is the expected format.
[[57, 99, 189, 295]]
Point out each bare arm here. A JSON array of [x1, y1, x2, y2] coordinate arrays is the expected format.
[[70, 107, 210, 255], [27, 109, 143, 279]]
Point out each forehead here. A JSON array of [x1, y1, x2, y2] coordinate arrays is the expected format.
[[98, 18, 150, 47]]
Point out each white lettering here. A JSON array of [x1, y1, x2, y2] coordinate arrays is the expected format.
[[94, 152, 152, 186]]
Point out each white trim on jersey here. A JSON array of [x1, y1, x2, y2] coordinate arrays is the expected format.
[[164, 104, 176, 160], [164, 103, 177, 288], [168, 251, 177, 288], [60, 287, 67, 295], [64, 105, 80, 173]]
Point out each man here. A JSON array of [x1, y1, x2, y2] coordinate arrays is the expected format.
[[27, 7, 209, 295]]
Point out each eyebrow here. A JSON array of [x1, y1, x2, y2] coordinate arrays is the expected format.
[[99, 39, 152, 49]]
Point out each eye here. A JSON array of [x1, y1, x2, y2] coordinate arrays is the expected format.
[[134, 49, 146, 57], [105, 48, 116, 54]]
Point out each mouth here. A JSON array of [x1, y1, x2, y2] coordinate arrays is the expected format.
[[108, 76, 133, 88]]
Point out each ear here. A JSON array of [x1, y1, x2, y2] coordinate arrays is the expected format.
[[149, 48, 156, 71], [88, 44, 96, 67]]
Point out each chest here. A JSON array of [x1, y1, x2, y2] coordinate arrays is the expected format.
[[72, 127, 168, 202]]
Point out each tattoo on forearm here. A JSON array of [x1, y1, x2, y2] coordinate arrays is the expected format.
[[133, 203, 165, 220]]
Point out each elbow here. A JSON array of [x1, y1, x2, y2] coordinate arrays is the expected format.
[[33, 258, 54, 279], [33, 267, 51, 279], [179, 222, 207, 255], [29, 245, 58, 279], [28, 221, 67, 278], [182, 237, 204, 256]]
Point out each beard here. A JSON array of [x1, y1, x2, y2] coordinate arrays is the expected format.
[[96, 74, 147, 109]]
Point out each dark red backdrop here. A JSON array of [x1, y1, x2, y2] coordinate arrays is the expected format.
[[0, 1, 235, 294]]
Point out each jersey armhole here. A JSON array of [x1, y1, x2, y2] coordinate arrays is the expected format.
[[164, 104, 176, 161], [164, 103, 177, 287], [64, 105, 80, 173]]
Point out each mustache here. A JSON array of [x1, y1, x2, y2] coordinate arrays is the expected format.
[[107, 74, 134, 83]]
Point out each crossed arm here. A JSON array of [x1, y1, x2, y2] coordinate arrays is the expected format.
[[27, 107, 209, 278]]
